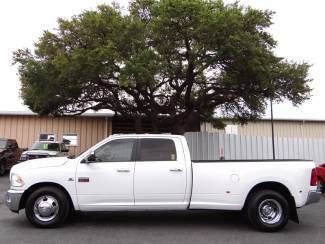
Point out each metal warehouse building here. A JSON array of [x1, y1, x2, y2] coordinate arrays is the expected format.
[[0, 110, 113, 156], [192, 119, 325, 163], [1, 109, 325, 159], [201, 119, 325, 138]]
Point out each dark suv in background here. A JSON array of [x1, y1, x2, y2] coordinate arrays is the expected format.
[[0, 138, 23, 176]]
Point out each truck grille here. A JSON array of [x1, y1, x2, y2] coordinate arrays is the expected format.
[[27, 154, 49, 160]]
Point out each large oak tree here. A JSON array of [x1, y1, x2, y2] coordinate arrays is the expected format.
[[14, 0, 311, 134]]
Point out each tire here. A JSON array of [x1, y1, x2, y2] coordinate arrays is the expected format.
[[320, 183, 325, 194], [246, 190, 289, 232], [25, 186, 70, 228], [0, 161, 6, 176]]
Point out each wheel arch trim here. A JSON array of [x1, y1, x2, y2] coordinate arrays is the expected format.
[[19, 182, 76, 212], [243, 181, 299, 224]]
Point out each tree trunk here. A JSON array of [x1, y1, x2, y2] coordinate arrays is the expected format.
[[171, 119, 185, 135], [171, 111, 199, 135], [134, 116, 142, 133], [151, 118, 159, 133]]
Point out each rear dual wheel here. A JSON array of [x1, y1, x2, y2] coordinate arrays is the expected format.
[[247, 190, 289, 232]]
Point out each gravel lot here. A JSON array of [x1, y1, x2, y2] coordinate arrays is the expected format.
[[1, 175, 324, 244]]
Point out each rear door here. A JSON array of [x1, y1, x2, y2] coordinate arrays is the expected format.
[[134, 138, 187, 209]]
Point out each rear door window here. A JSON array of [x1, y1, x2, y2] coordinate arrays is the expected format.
[[137, 139, 177, 161]]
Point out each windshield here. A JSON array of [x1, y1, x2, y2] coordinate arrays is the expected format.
[[0, 140, 7, 149], [31, 142, 60, 151]]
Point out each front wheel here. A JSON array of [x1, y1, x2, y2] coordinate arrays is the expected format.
[[25, 186, 70, 228], [246, 190, 289, 232]]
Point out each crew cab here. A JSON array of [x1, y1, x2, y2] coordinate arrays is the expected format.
[[0, 138, 24, 176], [19, 141, 69, 162], [5, 134, 321, 231]]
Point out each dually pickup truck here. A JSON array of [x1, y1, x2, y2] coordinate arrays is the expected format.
[[5, 134, 321, 231]]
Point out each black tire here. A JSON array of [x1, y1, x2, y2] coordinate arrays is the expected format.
[[0, 161, 6, 176], [246, 190, 289, 232], [321, 183, 325, 194], [25, 186, 70, 228]]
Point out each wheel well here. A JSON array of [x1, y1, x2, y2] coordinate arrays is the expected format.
[[244, 182, 299, 223], [19, 182, 75, 211]]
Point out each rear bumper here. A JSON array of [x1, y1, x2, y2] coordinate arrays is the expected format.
[[5, 190, 24, 213], [305, 190, 322, 205]]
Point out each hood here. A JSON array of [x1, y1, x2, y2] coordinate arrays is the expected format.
[[22, 150, 59, 156], [12, 157, 69, 171]]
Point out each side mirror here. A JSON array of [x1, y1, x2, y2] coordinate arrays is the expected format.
[[81, 151, 96, 164]]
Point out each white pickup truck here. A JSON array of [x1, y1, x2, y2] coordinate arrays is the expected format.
[[5, 134, 321, 231]]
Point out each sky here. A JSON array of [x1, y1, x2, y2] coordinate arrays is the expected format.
[[0, 0, 324, 120]]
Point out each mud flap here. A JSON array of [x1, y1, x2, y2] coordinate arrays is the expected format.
[[289, 196, 299, 224]]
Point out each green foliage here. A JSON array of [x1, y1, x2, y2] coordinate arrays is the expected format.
[[13, 0, 311, 133]]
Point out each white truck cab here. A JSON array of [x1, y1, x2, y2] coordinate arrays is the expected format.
[[5, 134, 321, 231]]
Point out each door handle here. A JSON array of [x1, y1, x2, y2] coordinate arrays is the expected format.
[[78, 177, 89, 183], [116, 169, 130, 173], [170, 168, 183, 172]]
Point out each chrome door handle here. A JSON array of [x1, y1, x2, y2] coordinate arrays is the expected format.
[[116, 169, 130, 173], [170, 168, 183, 172]]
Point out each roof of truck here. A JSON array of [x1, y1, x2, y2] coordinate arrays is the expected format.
[[110, 134, 184, 139]]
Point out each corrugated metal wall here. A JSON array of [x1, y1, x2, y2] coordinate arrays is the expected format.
[[201, 120, 325, 138], [185, 132, 325, 164], [0, 115, 112, 155]]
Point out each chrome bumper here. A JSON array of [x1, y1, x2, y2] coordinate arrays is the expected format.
[[5, 190, 24, 213], [305, 190, 322, 205]]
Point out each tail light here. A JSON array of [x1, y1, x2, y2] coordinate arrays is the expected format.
[[310, 168, 318, 186]]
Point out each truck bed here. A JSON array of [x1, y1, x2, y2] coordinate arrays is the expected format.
[[190, 159, 315, 210]]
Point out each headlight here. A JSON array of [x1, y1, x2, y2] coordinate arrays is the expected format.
[[19, 155, 28, 161], [11, 173, 25, 187]]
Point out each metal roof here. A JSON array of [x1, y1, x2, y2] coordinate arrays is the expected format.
[[0, 109, 115, 117], [1, 110, 324, 122], [219, 117, 325, 123], [254, 118, 325, 123]]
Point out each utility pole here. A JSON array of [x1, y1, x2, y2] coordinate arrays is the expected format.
[[270, 98, 275, 160]]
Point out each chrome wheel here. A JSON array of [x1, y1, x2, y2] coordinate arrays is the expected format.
[[258, 199, 283, 225], [33, 195, 59, 222]]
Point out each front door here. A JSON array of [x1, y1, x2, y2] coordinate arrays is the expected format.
[[76, 139, 136, 210], [134, 138, 187, 209]]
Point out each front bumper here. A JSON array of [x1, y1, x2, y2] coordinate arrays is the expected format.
[[5, 190, 24, 213], [305, 190, 322, 205]]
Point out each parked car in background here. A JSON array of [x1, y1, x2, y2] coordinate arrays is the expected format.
[[19, 141, 69, 162], [316, 163, 325, 193], [0, 138, 24, 176], [6, 134, 321, 231]]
